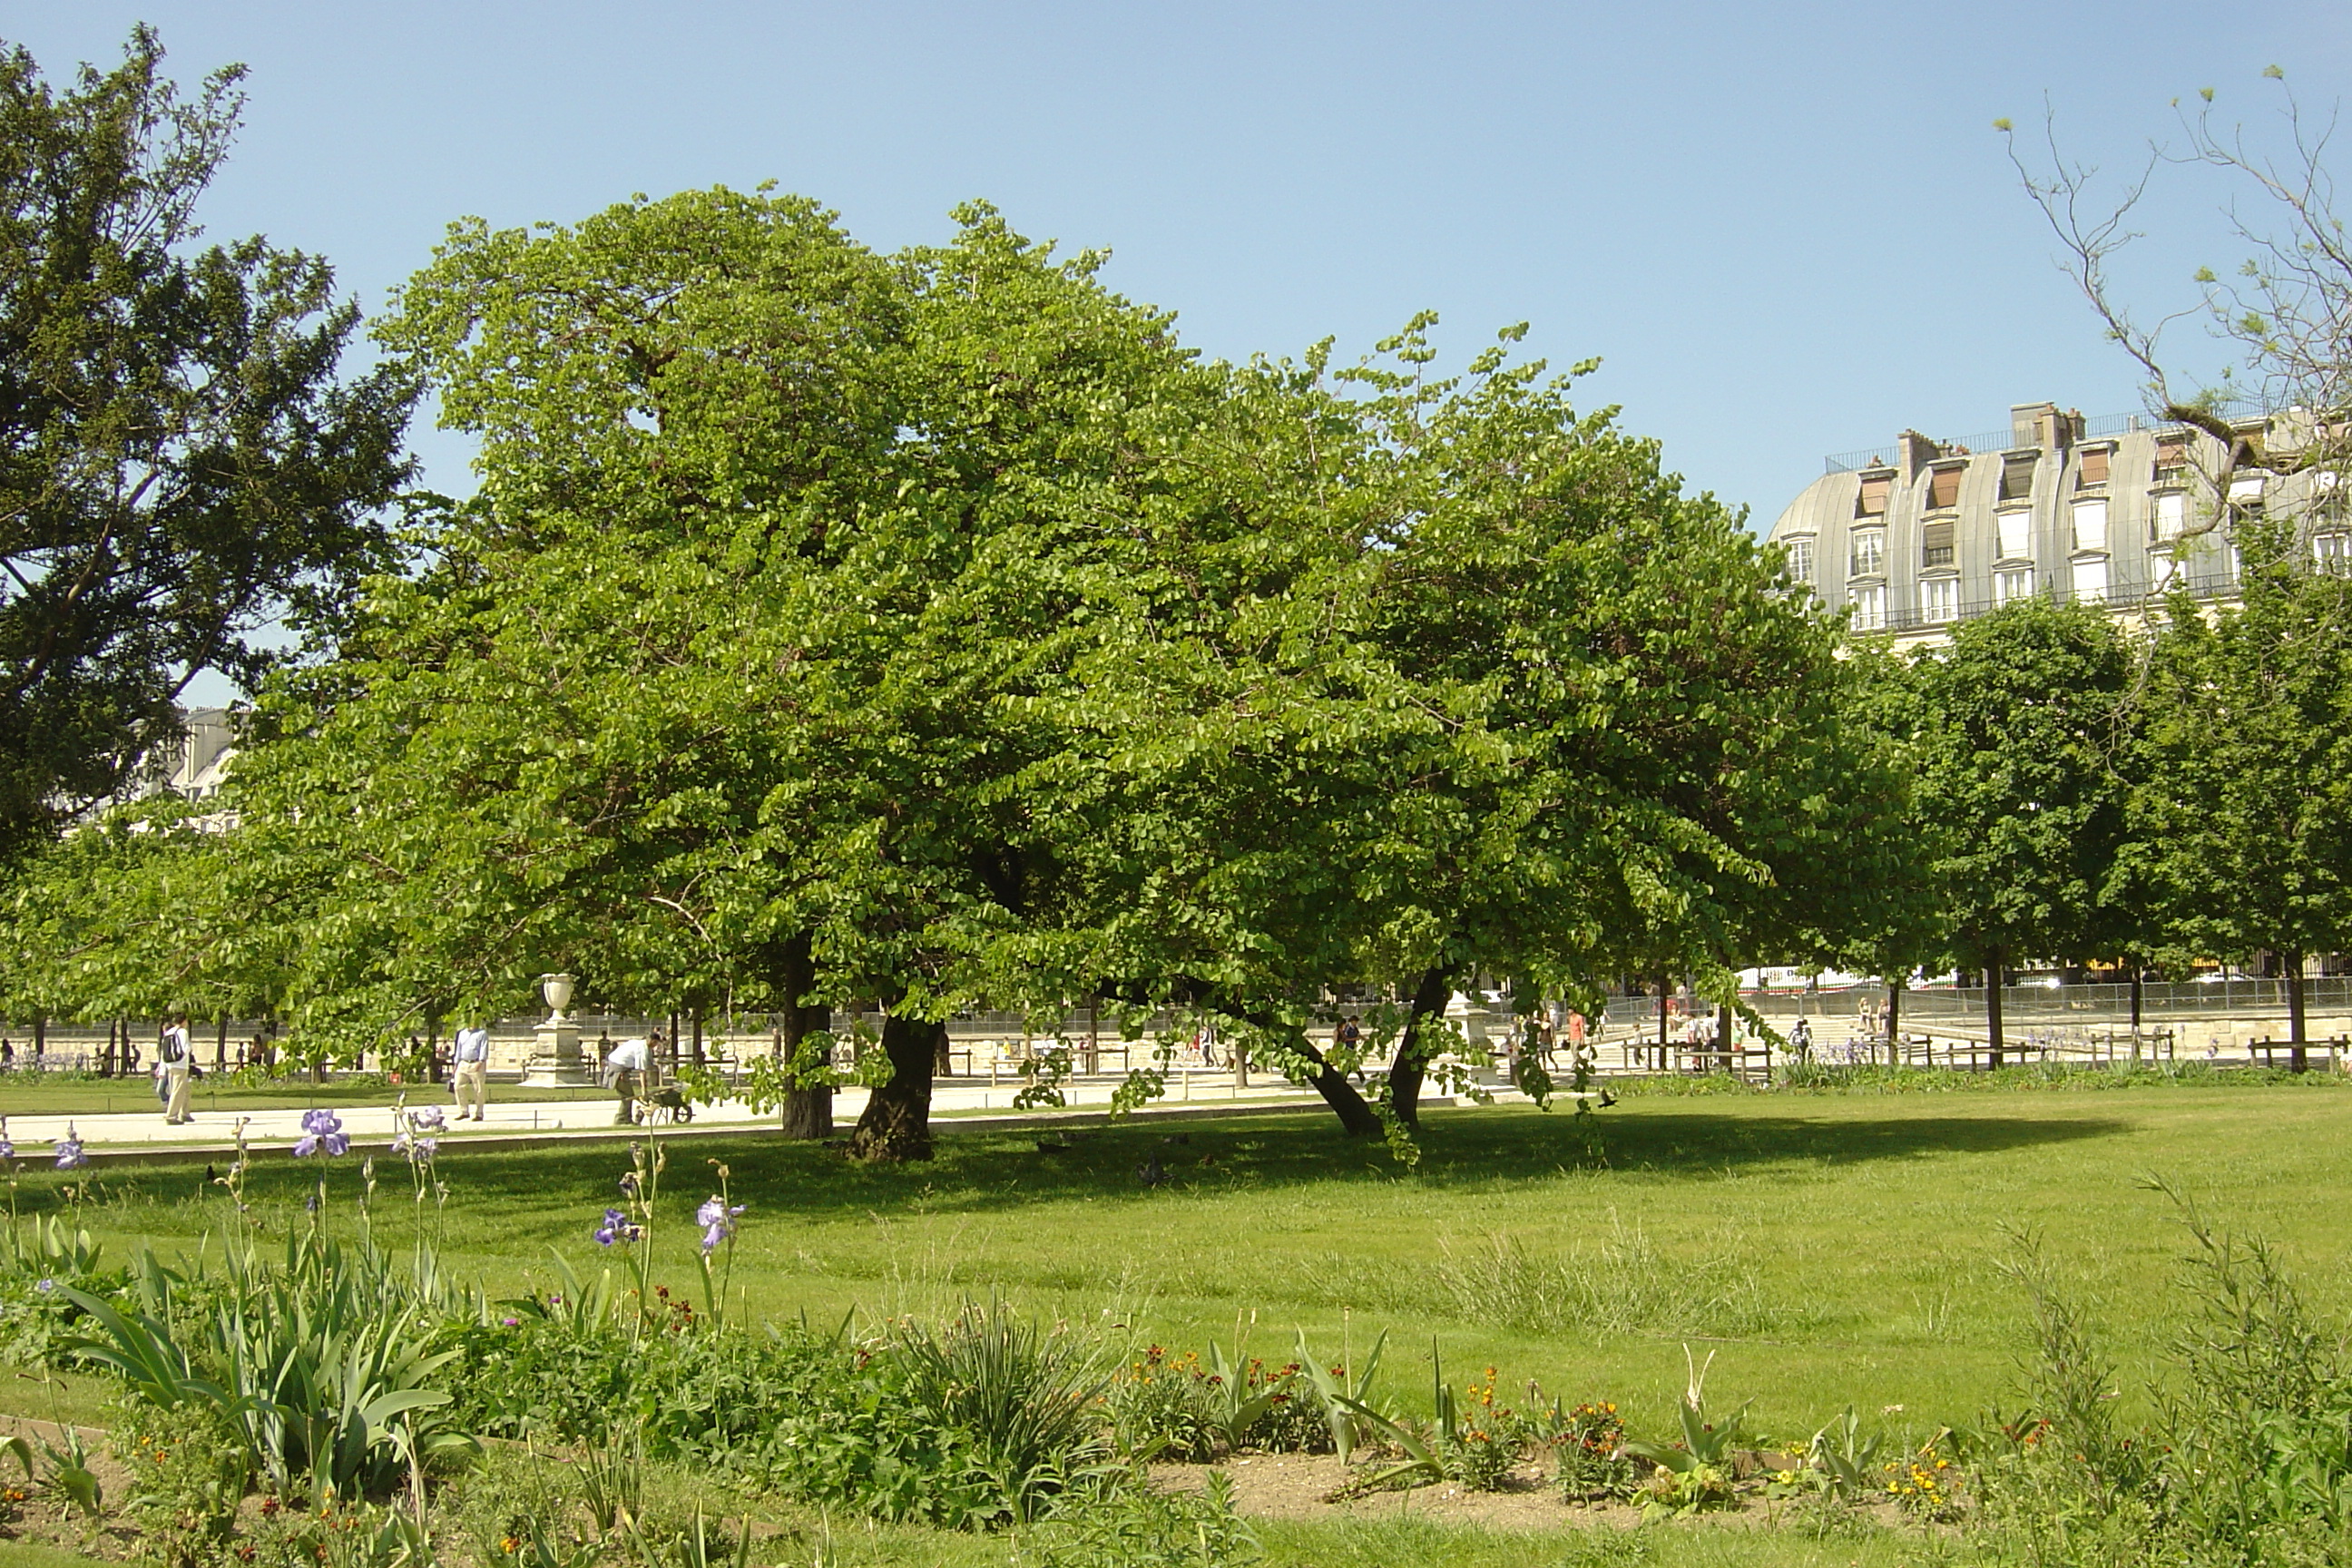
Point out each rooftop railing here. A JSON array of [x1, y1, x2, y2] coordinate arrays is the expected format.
[[1823, 408, 2215, 474]]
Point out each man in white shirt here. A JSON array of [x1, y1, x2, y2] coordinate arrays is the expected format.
[[451, 1022, 491, 1122], [158, 1014, 194, 1124], [605, 1030, 658, 1125]]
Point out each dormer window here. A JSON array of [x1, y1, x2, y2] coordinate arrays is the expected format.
[[1856, 474, 1891, 517], [1999, 455, 2037, 502], [1922, 519, 1955, 568], [1996, 509, 2033, 563], [1849, 527, 1886, 577], [2077, 446, 2112, 487], [2072, 499, 2109, 554], [1927, 466, 1962, 509], [2154, 436, 2189, 485]]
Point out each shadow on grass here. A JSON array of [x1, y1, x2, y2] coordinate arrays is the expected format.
[[31, 1099, 2129, 1241]]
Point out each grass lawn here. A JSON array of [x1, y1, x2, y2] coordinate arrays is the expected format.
[[5, 1075, 2346, 1564], [0, 1072, 617, 1119]]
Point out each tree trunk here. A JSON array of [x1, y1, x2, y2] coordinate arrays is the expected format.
[[2286, 953, 2308, 1071], [691, 1010, 704, 1068], [1657, 973, 1671, 1070], [848, 1014, 940, 1161], [1985, 950, 2005, 1068], [934, 1024, 955, 1076], [2129, 967, 2143, 1033], [1885, 977, 1903, 1067], [1289, 1025, 1383, 1136], [775, 932, 833, 1140], [1386, 966, 1454, 1132], [215, 1016, 229, 1071]]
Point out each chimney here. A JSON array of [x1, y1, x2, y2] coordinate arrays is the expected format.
[[1897, 429, 1941, 480], [2010, 403, 2057, 450]]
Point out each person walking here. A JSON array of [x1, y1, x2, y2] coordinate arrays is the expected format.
[[605, 1030, 657, 1125], [451, 1020, 491, 1122], [158, 1013, 194, 1124]]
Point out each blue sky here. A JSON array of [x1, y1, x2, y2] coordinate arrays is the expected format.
[[7, 0, 2348, 528]]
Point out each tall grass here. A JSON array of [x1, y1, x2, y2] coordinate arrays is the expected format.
[[1976, 1180, 2352, 1566], [1430, 1218, 1805, 1340]]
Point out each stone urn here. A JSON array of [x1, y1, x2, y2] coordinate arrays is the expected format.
[[542, 972, 576, 1022]]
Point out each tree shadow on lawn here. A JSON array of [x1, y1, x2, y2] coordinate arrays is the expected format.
[[61, 1101, 2128, 1240]]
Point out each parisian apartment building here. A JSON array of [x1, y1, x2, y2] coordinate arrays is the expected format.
[[1766, 399, 2347, 641]]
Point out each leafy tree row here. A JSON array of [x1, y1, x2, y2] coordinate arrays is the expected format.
[[1835, 523, 2352, 1063]]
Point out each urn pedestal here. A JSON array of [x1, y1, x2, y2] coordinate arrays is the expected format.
[[523, 972, 593, 1087]]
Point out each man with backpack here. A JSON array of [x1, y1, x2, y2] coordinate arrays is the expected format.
[[158, 1013, 195, 1124]]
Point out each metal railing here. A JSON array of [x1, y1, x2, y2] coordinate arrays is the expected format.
[[1825, 409, 2221, 475]]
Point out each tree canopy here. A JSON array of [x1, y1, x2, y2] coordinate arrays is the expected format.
[[0, 27, 415, 859]]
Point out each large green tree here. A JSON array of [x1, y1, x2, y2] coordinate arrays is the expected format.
[[1912, 600, 2137, 1061], [2125, 520, 2352, 1063], [0, 27, 415, 858]]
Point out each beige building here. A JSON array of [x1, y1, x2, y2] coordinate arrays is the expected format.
[[1766, 400, 2347, 642]]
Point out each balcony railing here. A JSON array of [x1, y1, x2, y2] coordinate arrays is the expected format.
[[1847, 573, 2236, 636]]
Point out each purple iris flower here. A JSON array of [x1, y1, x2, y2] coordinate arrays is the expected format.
[[409, 1105, 446, 1133], [54, 1127, 86, 1170], [593, 1208, 640, 1246], [293, 1108, 348, 1158], [34, 1279, 54, 1294], [695, 1196, 745, 1253]]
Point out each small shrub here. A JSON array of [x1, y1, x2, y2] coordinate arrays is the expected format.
[[896, 1298, 1110, 1525], [1021, 1469, 1260, 1568], [1544, 1399, 1636, 1500], [113, 1404, 250, 1568]]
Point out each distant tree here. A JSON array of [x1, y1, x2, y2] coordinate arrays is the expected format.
[[2124, 518, 2352, 1064], [0, 27, 416, 859], [1784, 642, 1945, 1056], [1912, 601, 2136, 1062]]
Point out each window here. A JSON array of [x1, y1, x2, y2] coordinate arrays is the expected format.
[[2000, 456, 2037, 502], [1995, 566, 2035, 606], [2150, 547, 2179, 590], [2152, 491, 2186, 542], [1848, 583, 1886, 630], [2073, 556, 2109, 603], [1856, 475, 1891, 517], [2230, 475, 2267, 512], [1995, 508, 2033, 562], [1921, 576, 1958, 622], [2077, 446, 2112, 486], [2154, 436, 2189, 485], [1783, 535, 1815, 583], [1921, 519, 1955, 568], [2072, 499, 2109, 553], [1849, 528, 1885, 577], [1927, 466, 1963, 509], [2317, 534, 2352, 574]]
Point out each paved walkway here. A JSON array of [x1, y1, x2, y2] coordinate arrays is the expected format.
[[2, 1067, 1328, 1160]]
